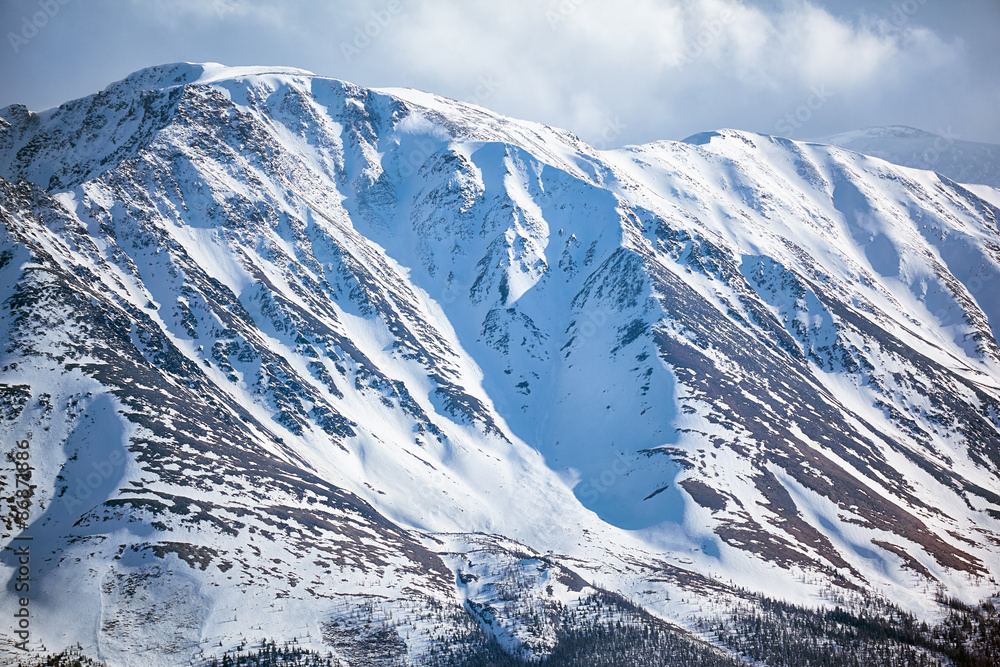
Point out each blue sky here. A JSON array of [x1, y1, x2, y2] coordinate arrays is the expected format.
[[1, 0, 997, 146]]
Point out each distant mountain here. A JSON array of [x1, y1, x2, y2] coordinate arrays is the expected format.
[[816, 125, 1000, 188], [1, 64, 999, 666]]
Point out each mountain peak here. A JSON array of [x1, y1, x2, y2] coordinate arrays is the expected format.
[[680, 128, 762, 146], [105, 61, 320, 95]]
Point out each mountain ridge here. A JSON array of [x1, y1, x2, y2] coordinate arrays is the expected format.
[[815, 125, 1000, 188], [1, 63, 999, 665]]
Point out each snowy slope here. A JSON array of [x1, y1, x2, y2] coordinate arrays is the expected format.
[[0, 64, 999, 665], [816, 125, 1000, 188]]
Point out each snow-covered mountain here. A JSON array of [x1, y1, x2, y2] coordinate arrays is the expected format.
[[817, 125, 1000, 189], [1, 63, 999, 665]]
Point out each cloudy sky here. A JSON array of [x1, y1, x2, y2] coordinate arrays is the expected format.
[[1, 0, 997, 147]]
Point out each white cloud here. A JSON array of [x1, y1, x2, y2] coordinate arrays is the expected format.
[[336, 0, 968, 142], [1, 0, 994, 144], [126, 0, 285, 27]]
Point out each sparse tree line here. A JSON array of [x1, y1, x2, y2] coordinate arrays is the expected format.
[[16, 589, 999, 666]]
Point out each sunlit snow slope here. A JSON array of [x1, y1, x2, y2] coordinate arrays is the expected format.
[[1, 63, 999, 665]]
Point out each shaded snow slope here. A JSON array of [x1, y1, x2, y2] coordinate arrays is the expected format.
[[815, 125, 1000, 189]]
